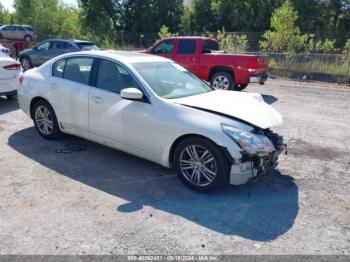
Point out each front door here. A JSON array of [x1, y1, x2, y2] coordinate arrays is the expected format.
[[150, 39, 175, 60], [88, 58, 155, 156]]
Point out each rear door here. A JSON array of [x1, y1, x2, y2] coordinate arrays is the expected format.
[[173, 39, 199, 74], [150, 39, 175, 60], [51, 41, 77, 58], [49, 56, 94, 135]]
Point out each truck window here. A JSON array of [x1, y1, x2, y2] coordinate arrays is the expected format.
[[152, 40, 174, 54], [202, 40, 219, 53], [177, 39, 196, 54]]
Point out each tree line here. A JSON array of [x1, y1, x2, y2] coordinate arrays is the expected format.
[[0, 0, 349, 53]]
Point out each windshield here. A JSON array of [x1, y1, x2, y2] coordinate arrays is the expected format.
[[133, 62, 213, 99]]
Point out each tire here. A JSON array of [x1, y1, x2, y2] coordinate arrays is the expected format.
[[32, 100, 62, 140], [234, 84, 248, 91], [210, 71, 234, 90], [6, 94, 16, 100], [24, 35, 32, 42], [173, 137, 230, 192], [20, 56, 32, 71]]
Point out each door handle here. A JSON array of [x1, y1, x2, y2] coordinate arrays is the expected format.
[[92, 96, 104, 104], [50, 84, 59, 90]]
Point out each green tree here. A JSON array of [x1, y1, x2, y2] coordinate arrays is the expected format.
[[260, 0, 305, 53], [180, 5, 193, 35]]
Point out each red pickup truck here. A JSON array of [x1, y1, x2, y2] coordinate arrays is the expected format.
[[145, 36, 268, 91]]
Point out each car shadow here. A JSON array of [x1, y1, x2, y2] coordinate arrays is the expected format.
[[261, 94, 278, 105], [0, 97, 19, 115], [8, 127, 299, 241]]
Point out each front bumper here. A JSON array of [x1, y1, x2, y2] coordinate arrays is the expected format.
[[249, 73, 268, 85], [229, 131, 285, 185]]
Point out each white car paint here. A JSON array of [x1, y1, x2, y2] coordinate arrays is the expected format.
[[0, 52, 20, 96], [18, 50, 284, 187]]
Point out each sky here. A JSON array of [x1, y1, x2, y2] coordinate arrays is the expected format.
[[0, 0, 78, 12]]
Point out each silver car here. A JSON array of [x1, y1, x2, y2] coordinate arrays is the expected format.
[[0, 25, 37, 42]]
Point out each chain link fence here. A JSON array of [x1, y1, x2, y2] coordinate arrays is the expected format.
[[114, 31, 350, 83]]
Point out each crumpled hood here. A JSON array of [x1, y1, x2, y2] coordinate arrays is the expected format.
[[172, 90, 283, 129]]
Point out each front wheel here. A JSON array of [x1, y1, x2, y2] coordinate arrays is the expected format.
[[33, 100, 62, 140], [24, 35, 32, 42], [173, 137, 230, 192], [234, 84, 248, 91], [210, 72, 234, 90]]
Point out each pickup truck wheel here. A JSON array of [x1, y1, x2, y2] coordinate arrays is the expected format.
[[234, 84, 248, 91], [211, 72, 234, 90]]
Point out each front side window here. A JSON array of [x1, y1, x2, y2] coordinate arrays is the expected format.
[[2, 26, 13, 31], [96, 59, 139, 94], [63, 57, 94, 85], [152, 40, 174, 54], [37, 42, 50, 51], [52, 59, 66, 78], [177, 40, 196, 54], [133, 62, 213, 99]]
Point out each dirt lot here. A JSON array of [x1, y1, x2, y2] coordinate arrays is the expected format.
[[0, 79, 349, 255]]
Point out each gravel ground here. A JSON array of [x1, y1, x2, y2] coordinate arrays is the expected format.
[[0, 79, 349, 255]]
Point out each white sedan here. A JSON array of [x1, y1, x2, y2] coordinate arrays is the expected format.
[[0, 51, 21, 99], [18, 51, 285, 192]]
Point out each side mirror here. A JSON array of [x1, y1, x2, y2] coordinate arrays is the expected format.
[[121, 88, 144, 101]]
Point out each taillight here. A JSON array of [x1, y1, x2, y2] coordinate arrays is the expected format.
[[248, 59, 257, 73], [3, 63, 21, 70], [19, 75, 24, 86]]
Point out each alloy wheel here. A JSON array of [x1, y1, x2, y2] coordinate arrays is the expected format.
[[35, 106, 54, 136], [21, 58, 31, 71], [212, 75, 230, 90], [179, 145, 217, 187]]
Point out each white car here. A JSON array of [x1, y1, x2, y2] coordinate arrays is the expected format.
[[0, 51, 21, 99], [18, 51, 285, 192], [0, 43, 12, 56]]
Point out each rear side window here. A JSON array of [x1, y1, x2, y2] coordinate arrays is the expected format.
[[52, 41, 73, 50], [63, 57, 94, 85], [177, 40, 196, 54], [52, 59, 66, 78], [203, 40, 219, 52], [76, 42, 98, 50]]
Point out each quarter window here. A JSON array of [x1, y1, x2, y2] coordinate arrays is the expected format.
[[177, 40, 196, 54], [52, 59, 66, 78], [152, 40, 174, 54], [96, 59, 139, 94], [63, 57, 94, 85]]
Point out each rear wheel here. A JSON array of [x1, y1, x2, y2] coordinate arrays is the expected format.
[[174, 137, 230, 192], [20, 57, 32, 71], [6, 94, 16, 100], [33, 100, 62, 140], [24, 35, 32, 42], [210, 71, 234, 90]]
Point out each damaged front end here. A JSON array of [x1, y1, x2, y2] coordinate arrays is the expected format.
[[222, 125, 286, 185]]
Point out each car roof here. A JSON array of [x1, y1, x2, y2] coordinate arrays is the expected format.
[[165, 36, 215, 40], [44, 39, 94, 44], [60, 50, 170, 64]]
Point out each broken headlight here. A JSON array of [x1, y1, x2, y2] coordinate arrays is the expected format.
[[221, 124, 275, 156]]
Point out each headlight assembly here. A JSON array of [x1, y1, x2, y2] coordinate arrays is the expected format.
[[221, 124, 275, 156]]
